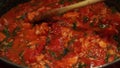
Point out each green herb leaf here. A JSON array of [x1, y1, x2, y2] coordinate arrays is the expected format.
[[59, 0, 65, 4], [12, 26, 20, 36], [99, 23, 108, 29], [89, 18, 96, 27], [16, 13, 27, 20], [89, 23, 94, 27], [83, 16, 89, 23], [78, 63, 86, 68], [2, 41, 13, 48], [113, 35, 119, 42], [114, 55, 119, 61], [110, 7, 117, 13], [2, 27, 10, 38], [113, 35, 120, 51], [46, 36, 50, 45], [45, 63, 50, 68], [19, 51, 27, 65], [105, 53, 110, 63], [61, 48, 69, 56], [72, 22, 77, 30], [68, 38, 75, 46], [19, 51, 24, 58], [7, 41, 13, 47], [49, 50, 56, 58], [67, 0, 73, 2]]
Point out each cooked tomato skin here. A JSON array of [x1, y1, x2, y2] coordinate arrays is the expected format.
[[23, 48, 38, 63]]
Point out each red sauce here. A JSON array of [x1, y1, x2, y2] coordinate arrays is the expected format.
[[0, 0, 120, 68]]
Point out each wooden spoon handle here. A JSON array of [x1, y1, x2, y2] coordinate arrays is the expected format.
[[27, 0, 104, 23], [56, 0, 104, 14]]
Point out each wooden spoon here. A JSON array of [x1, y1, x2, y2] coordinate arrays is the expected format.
[[27, 0, 104, 23]]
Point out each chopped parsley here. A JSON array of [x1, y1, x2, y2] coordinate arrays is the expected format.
[[12, 26, 20, 36], [105, 53, 110, 63], [46, 36, 50, 45], [7, 41, 13, 47], [16, 13, 27, 20], [59, 0, 73, 4], [99, 23, 108, 29], [49, 50, 56, 58], [110, 7, 117, 13], [2, 27, 10, 38], [61, 48, 69, 57], [72, 22, 77, 30], [83, 16, 89, 23], [45, 63, 50, 68], [78, 62, 86, 68], [59, 0, 65, 4]]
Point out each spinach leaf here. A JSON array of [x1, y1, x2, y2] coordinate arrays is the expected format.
[[49, 50, 56, 58], [16, 13, 27, 20], [114, 55, 119, 61], [99, 23, 108, 29], [72, 22, 77, 30], [105, 53, 110, 63], [83, 16, 89, 23], [59, 0, 73, 4], [2, 27, 10, 38], [110, 7, 117, 13], [113, 35, 120, 51], [61, 48, 69, 57], [46, 36, 50, 45], [67, 0, 73, 2], [59, 0, 65, 4], [12, 26, 20, 36], [7, 41, 13, 47], [1, 41, 13, 49], [78, 63, 86, 68], [68, 38, 75, 46], [113, 35, 120, 43], [45, 63, 50, 68]]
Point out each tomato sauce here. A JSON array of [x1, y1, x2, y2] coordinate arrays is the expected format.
[[0, 0, 120, 68]]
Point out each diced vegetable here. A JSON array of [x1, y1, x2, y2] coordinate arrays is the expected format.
[[99, 40, 107, 48]]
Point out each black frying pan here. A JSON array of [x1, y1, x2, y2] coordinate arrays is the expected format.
[[0, 0, 120, 68]]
